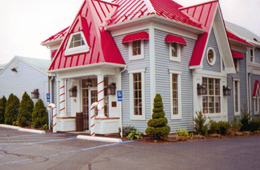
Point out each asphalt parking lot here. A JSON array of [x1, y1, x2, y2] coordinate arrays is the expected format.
[[0, 127, 260, 170]]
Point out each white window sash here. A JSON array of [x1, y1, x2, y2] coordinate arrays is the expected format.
[[169, 43, 181, 62], [129, 40, 144, 61], [233, 79, 240, 116]]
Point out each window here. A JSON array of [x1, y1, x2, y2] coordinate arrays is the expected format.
[[129, 40, 144, 61], [65, 32, 89, 56], [234, 58, 239, 72], [128, 67, 146, 120], [233, 79, 240, 116], [248, 48, 254, 62], [207, 48, 216, 66], [202, 78, 221, 114], [169, 43, 181, 62], [169, 69, 182, 119], [254, 89, 260, 115]]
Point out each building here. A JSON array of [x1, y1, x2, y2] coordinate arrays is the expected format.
[[41, 0, 258, 133]]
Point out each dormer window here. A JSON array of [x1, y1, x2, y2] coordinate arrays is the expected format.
[[249, 48, 254, 62], [132, 40, 141, 56], [165, 34, 186, 62], [65, 31, 89, 56]]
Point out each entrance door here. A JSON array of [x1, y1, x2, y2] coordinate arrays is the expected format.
[[82, 88, 89, 130], [89, 88, 98, 117]]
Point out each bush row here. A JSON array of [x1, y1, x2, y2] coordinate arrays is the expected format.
[[0, 92, 48, 129]]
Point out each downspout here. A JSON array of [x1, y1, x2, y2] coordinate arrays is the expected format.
[[120, 66, 127, 138], [248, 73, 252, 118]]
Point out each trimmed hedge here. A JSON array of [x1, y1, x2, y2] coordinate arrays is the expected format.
[[17, 92, 34, 127], [0, 96, 7, 123], [209, 120, 231, 135], [32, 99, 48, 128], [5, 93, 20, 125]]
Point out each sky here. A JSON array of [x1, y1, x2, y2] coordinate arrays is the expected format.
[[0, 0, 259, 65]]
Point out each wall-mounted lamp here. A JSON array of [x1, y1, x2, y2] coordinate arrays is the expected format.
[[107, 83, 116, 95], [223, 86, 231, 96], [69, 86, 77, 97], [11, 68, 17, 72], [197, 83, 207, 95], [31, 89, 39, 99]]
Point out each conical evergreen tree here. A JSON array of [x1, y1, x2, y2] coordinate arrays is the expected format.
[[0, 96, 7, 123], [17, 92, 34, 127], [32, 99, 48, 128], [5, 93, 20, 125], [145, 94, 170, 139]]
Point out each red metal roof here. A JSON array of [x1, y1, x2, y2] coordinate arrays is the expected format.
[[42, 27, 69, 44], [253, 80, 259, 97], [165, 34, 186, 45], [49, 0, 125, 71], [231, 51, 244, 59], [227, 31, 253, 46], [122, 32, 149, 43], [110, 0, 202, 28], [51, 50, 57, 58], [181, 1, 218, 67]]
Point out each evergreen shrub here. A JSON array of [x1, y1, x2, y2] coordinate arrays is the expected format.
[[5, 93, 20, 125], [248, 119, 260, 132], [0, 96, 7, 123], [240, 110, 251, 131], [32, 99, 48, 128], [194, 110, 208, 136], [145, 94, 170, 139], [17, 92, 34, 127], [209, 120, 231, 135]]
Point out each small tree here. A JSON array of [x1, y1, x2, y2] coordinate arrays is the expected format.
[[32, 99, 48, 128], [194, 110, 208, 136], [145, 94, 170, 139], [17, 92, 34, 127], [5, 93, 20, 125], [0, 96, 7, 123]]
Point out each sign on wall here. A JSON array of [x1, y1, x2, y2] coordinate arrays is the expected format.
[[117, 90, 123, 102], [46, 93, 50, 102]]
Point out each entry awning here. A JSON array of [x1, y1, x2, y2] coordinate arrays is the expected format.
[[253, 80, 259, 97], [122, 32, 149, 43], [165, 34, 187, 45], [232, 51, 244, 59]]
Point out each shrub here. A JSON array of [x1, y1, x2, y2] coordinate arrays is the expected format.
[[17, 92, 34, 127], [0, 96, 7, 123], [32, 99, 48, 128], [126, 130, 143, 140], [240, 110, 251, 131], [41, 124, 48, 130], [176, 127, 193, 139], [248, 119, 260, 132], [119, 126, 136, 136], [5, 93, 20, 125], [231, 117, 241, 131], [194, 110, 208, 136], [209, 120, 231, 135], [145, 94, 170, 139]]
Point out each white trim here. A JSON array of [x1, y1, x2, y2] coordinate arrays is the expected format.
[[247, 47, 255, 63], [128, 67, 146, 73], [169, 43, 181, 62], [233, 78, 240, 116], [64, 31, 89, 56], [129, 40, 144, 61], [129, 68, 146, 120], [169, 69, 182, 119], [149, 26, 156, 119], [206, 47, 216, 66]]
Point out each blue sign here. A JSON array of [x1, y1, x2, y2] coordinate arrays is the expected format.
[[46, 93, 50, 102], [117, 90, 123, 102]]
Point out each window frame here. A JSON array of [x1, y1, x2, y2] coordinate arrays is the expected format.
[[234, 58, 240, 72], [169, 69, 182, 119], [64, 31, 89, 56], [233, 78, 240, 116], [254, 88, 260, 115], [206, 47, 216, 66], [129, 40, 144, 61], [128, 67, 146, 120], [248, 48, 255, 63], [169, 43, 181, 62]]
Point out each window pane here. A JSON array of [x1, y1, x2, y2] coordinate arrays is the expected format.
[[171, 43, 177, 57], [133, 73, 142, 115], [172, 74, 178, 115], [69, 33, 85, 48], [133, 40, 141, 56]]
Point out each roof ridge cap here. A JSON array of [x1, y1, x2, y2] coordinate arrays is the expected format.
[[143, 0, 155, 13]]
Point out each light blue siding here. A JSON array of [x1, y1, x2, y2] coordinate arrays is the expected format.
[[202, 29, 221, 72], [0, 59, 49, 107], [227, 52, 247, 121], [114, 30, 150, 133], [154, 29, 196, 132], [251, 74, 260, 119], [254, 48, 260, 64]]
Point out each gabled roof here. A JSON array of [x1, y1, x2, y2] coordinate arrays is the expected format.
[[49, 0, 125, 71], [227, 30, 253, 47], [41, 27, 70, 45], [109, 0, 202, 28], [0, 56, 51, 75]]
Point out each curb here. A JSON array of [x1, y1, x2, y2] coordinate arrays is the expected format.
[[77, 135, 122, 143], [0, 124, 20, 130], [18, 128, 46, 134]]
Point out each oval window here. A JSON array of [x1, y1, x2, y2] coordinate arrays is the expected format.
[[207, 48, 216, 65]]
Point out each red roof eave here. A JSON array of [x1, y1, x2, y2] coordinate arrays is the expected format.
[[165, 34, 186, 45], [253, 80, 259, 97], [122, 32, 149, 43], [232, 51, 244, 59]]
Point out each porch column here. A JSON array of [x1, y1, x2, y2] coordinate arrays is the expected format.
[[97, 74, 106, 118], [59, 79, 66, 117]]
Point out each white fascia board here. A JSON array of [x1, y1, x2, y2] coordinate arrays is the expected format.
[[40, 38, 63, 47], [105, 14, 205, 34], [48, 62, 126, 73]]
